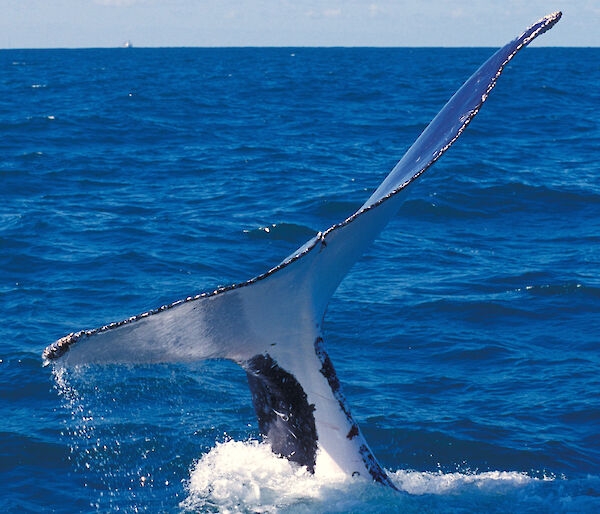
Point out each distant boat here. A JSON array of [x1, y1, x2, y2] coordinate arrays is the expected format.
[[121, 41, 133, 48]]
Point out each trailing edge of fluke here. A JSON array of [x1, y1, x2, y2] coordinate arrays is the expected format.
[[44, 12, 561, 487]]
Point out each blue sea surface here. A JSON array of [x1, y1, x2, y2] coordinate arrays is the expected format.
[[0, 47, 599, 512]]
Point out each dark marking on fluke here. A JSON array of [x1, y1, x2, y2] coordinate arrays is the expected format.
[[314, 337, 397, 489], [347, 424, 359, 440], [359, 445, 397, 488], [245, 353, 318, 472], [314, 337, 354, 423]]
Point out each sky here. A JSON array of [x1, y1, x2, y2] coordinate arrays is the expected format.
[[0, 0, 598, 48]]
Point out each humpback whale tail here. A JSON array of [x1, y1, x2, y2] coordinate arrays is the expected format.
[[43, 13, 562, 487]]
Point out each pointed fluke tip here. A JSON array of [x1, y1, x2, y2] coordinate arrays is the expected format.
[[42, 331, 80, 363], [523, 11, 562, 41], [537, 11, 562, 33]]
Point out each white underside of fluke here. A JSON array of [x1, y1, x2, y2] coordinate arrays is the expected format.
[[44, 12, 562, 486]]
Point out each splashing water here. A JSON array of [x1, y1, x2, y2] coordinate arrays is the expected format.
[[48, 367, 600, 512], [180, 439, 597, 514]]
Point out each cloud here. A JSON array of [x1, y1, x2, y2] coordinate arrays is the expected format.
[[368, 4, 385, 17], [450, 7, 465, 19], [94, 0, 145, 6], [306, 6, 342, 19], [323, 8, 342, 18]]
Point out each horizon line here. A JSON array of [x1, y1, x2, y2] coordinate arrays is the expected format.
[[2, 44, 598, 51]]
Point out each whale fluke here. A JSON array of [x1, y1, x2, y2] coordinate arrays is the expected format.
[[43, 13, 561, 486]]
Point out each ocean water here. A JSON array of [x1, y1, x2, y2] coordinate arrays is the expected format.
[[1, 46, 599, 512]]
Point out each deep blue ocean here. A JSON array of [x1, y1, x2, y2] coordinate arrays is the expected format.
[[1, 47, 599, 512]]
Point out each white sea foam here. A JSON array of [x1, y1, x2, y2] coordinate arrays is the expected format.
[[392, 468, 535, 495], [182, 440, 350, 513], [181, 439, 558, 513]]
